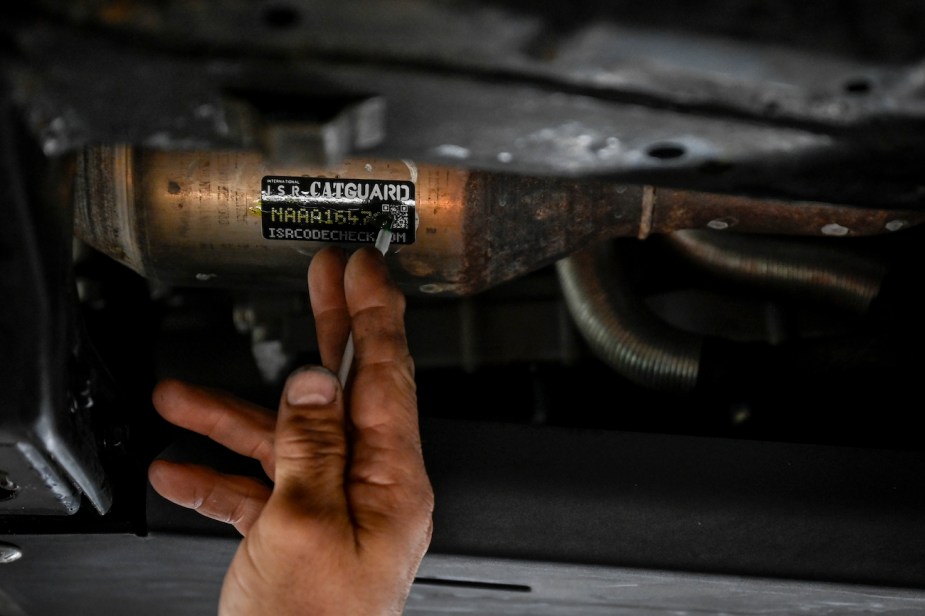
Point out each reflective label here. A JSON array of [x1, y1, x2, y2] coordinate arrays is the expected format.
[[260, 176, 416, 244]]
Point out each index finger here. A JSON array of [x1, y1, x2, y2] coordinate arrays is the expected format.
[[308, 246, 351, 372]]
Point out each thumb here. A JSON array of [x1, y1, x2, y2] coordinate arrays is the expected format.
[[272, 366, 349, 515]]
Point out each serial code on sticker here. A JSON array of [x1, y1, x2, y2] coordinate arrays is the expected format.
[[260, 176, 416, 245], [266, 228, 411, 243]]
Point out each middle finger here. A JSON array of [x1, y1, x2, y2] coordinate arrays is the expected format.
[[308, 246, 351, 372]]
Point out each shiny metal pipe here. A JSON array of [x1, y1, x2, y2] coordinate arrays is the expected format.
[[74, 146, 922, 296], [74, 146, 643, 295]]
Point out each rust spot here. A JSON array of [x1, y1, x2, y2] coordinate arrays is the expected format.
[[652, 189, 925, 237], [460, 172, 642, 294]]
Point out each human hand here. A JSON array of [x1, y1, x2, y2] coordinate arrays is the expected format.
[[148, 246, 434, 616]]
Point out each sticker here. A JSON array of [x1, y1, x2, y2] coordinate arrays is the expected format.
[[260, 176, 416, 244]]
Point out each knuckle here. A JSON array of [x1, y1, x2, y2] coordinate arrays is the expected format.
[[276, 414, 348, 468], [248, 437, 275, 468]]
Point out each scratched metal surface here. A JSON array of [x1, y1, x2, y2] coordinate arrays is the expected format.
[[10, 1, 925, 207]]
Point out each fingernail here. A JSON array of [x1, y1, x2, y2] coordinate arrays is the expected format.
[[286, 367, 338, 407]]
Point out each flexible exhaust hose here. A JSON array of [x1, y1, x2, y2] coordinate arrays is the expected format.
[[556, 241, 702, 393], [666, 230, 887, 313], [556, 233, 888, 392]]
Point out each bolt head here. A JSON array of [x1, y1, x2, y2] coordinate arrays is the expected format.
[[821, 223, 850, 236], [0, 542, 23, 564]]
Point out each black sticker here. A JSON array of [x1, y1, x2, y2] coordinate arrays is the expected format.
[[260, 176, 416, 244]]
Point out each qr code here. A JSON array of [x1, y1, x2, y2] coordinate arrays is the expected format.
[[381, 203, 409, 230]]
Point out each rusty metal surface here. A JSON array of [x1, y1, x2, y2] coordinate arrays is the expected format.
[[650, 188, 925, 237], [459, 173, 643, 294], [75, 147, 646, 296], [75, 146, 925, 296]]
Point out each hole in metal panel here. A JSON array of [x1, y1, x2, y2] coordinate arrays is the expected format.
[[843, 77, 873, 94], [646, 143, 687, 160], [263, 5, 301, 29]]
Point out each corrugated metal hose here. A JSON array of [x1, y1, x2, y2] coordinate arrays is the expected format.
[[556, 231, 887, 392]]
